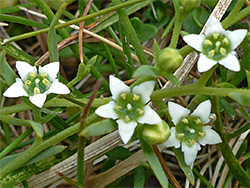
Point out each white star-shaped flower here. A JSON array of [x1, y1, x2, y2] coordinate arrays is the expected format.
[[95, 75, 162, 144], [183, 15, 248, 72], [3, 61, 70, 108], [161, 100, 222, 165]]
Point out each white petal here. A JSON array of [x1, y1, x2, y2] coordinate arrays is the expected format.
[[117, 119, 137, 144], [205, 15, 225, 36], [39, 62, 59, 81], [95, 101, 118, 119], [224, 29, 247, 50], [197, 53, 217, 73], [3, 78, 28, 97], [137, 105, 162, 125], [47, 80, 70, 95], [219, 52, 240, 72], [199, 126, 222, 146], [168, 102, 190, 125], [191, 100, 211, 124], [182, 142, 201, 165], [109, 75, 130, 101], [160, 127, 180, 148], [132, 81, 155, 104], [16, 61, 37, 80], [183, 34, 205, 52], [29, 94, 47, 108]]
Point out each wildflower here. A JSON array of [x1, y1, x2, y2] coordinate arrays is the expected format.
[[183, 15, 247, 72], [95, 75, 162, 144], [3, 61, 70, 108], [161, 100, 222, 165]]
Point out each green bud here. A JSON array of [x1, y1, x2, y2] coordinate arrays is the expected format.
[[179, 0, 201, 15], [142, 120, 170, 145], [157, 48, 183, 73]]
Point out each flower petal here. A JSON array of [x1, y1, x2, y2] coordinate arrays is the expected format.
[[132, 81, 155, 104], [197, 53, 217, 73], [205, 15, 225, 36], [168, 101, 190, 125], [137, 105, 162, 125], [183, 34, 205, 52], [191, 100, 211, 124], [182, 142, 201, 165], [117, 119, 137, 144], [225, 29, 247, 50], [109, 75, 130, 101], [47, 80, 70, 95], [3, 78, 28, 97], [16, 61, 37, 80], [219, 52, 240, 72], [95, 101, 118, 119], [160, 127, 180, 148], [198, 126, 222, 146], [29, 93, 47, 108], [39, 62, 59, 81]]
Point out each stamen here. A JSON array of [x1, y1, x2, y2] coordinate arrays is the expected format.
[[127, 103, 132, 110], [208, 50, 215, 58], [222, 38, 229, 44], [182, 118, 189, 124], [133, 94, 140, 101], [115, 105, 122, 111], [34, 87, 40, 94], [25, 80, 31, 86], [29, 72, 36, 77], [190, 129, 195, 133], [219, 47, 226, 56], [195, 118, 201, 124], [41, 72, 48, 78], [42, 78, 49, 85], [35, 78, 40, 83], [137, 108, 144, 115], [199, 132, 205, 137], [178, 133, 185, 138], [215, 41, 221, 47], [120, 93, 127, 99], [213, 33, 219, 39], [204, 39, 212, 46]]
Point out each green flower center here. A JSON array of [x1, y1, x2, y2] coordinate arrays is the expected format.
[[202, 32, 231, 61], [114, 92, 144, 123], [175, 116, 205, 147], [23, 72, 52, 96]]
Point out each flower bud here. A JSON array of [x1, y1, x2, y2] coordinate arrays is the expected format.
[[157, 48, 183, 73], [142, 120, 170, 145], [179, 0, 201, 15]]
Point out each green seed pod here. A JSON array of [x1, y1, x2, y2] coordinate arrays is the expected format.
[[157, 48, 183, 73], [179, 0, 201, 15], [142, 120, 170, 145]]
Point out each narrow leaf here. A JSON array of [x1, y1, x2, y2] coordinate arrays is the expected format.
[[228, 92, 250, 106], [29, 121, 43, 139]]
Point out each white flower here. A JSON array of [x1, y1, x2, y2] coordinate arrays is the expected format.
[[3, 61, 70, 108], [95, 75, 162, 144], [183, 15, 248, 72], [161, 100, 222, 165]]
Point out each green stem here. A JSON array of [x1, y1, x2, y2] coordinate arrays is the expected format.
[[193, 168, 214, 188], [77, 135, 85, 185], [169, 13, 185, 48], [0, 113, 98, 178], [112, 0, 149, 65], [213, 96, 250, 187], [2, 0, 145, 44]]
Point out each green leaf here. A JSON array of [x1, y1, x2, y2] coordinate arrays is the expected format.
[[80, 119, 117, 137], [246, 70, 250, 89], [154, 40, 161, 65], [132, 65, 159, 78], [29, 121, 43, 139], [219, 98, 236, 119], [139, 134, 168, 188], [228, 92, 250, 106], [218, 82, 236, 88], [238, 106, 250, 121], [100, 158, 116, 172], [159, 71, 180, 86], [134, 166, 146, 188], [106, 146, 131, 160], [173, 148, 195, 185], [0, 50, 17, 86]]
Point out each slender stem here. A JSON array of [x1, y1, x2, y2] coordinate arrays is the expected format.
[[213, 96, 250, 187], [2, 0, 145, 44], [169, 14, 185, 48]]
